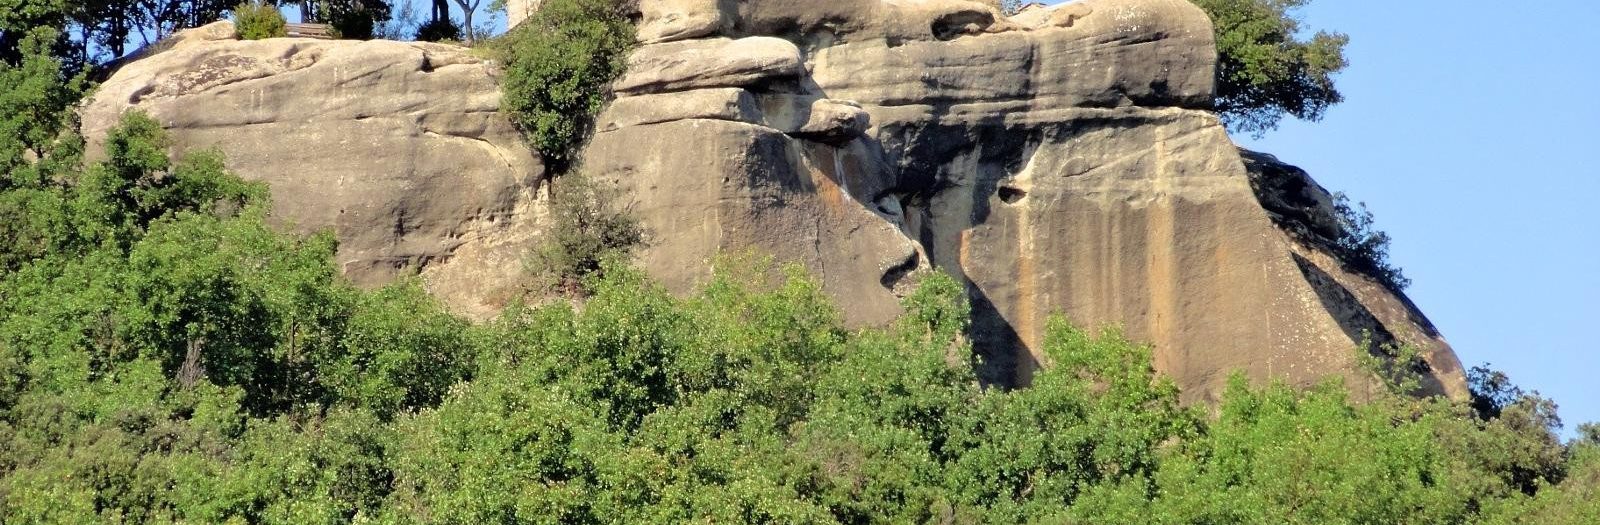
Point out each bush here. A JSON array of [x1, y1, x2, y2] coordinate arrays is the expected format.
[[233, 1, 288, 40], [412, 18, 461, 42], [1331, 192, 1410, 290], [5, 51, 1599, 523], [527, 174, 644, 295], [498, 0, 634, 165]]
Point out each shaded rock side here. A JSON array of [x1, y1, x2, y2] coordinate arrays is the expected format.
[[81, 22, 544, 319], [584, 118, 923, 326]]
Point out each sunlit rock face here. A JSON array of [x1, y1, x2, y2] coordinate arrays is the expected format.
[[595, 0, 1465, 400], [83, 21, 544, 320], [87, 1, 1468, 402]]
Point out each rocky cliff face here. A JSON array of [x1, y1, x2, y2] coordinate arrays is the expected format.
[[84, 0, 1468, 401], [81, 22, 544, 319]]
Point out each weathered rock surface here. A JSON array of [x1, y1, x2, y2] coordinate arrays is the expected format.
[[506, 0, 543, 30], [614, 36, 806, 95], [589, 0, 1467, 400], [88, 0, 1469, 402], [82, 21, 543, 319], [637, 0, 730, 44]]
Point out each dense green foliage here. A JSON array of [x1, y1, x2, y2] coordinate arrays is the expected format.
[[412, 17, 461, 42], [233, 1, 287, 40], [1192, 0, 1349, 136], [323, 0, 387, 40], [496, 0, 633, 166]]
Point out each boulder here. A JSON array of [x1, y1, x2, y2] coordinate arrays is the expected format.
[[637, 0, 732, 44], [807, 0, 1214, 109], [82, 36, 543, 319], [598, 89, 869, 144], [788, 99, 871, 145], [598, 88, 763, 132], [613, 37, 806, 95]]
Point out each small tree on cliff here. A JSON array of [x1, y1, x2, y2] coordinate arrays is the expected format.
[[498, 0, 633, 166], [1191, 0, 1348, 136]]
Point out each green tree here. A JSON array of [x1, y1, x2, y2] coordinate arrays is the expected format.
[[1331, 192, 1410, 290], [1191, 0, 1348, 136], [233, 1, 287, 40], [325, 282, 475, 419], [497, 0, 633, 165], [0, 27, 81, 180]]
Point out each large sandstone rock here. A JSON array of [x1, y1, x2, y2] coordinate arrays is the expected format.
[[789, 0, 1464, 399], [580, 0, 1465, 400], [86, 0, 1469, 403], [82, 22, 543, 319], [638, 0, 731, 44], [585, 119, 922, 326]]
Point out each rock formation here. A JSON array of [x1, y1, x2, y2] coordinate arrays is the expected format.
[[81, 21, 544, 319], [84, 0, 1469, 402]]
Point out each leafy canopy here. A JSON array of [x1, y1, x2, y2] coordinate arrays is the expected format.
[[495, 0, 633, 166], [1192, 0, 1349, 136], [233, 1, 287, 41]]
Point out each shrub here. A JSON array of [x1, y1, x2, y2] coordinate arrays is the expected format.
[[498, 0, 633, 165], [412, 18, 461, 42], [327, 7, 381, 40], [233, 1, 288, 40], [527, 174, 644, 295], [1331, 192, 1410, 290]]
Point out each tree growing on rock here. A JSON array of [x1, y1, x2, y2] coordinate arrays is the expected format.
[[1191, 0, 1348, 136], [496, 0, 633, 164]]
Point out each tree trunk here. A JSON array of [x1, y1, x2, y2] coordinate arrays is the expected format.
[[432, 0, 449, 23]]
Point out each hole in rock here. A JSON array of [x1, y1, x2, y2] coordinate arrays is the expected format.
[[997, 186, 1027, 204], [931, 10, 994, 41]]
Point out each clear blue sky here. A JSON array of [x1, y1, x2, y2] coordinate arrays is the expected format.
[[421, 0, 1600, 430], [1168, 0, 1600, 430]]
